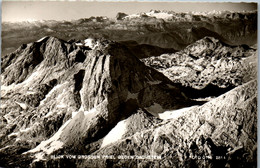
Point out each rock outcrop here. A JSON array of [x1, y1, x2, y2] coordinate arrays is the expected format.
[[116, 12, 128, 20]]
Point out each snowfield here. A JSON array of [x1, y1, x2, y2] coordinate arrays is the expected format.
[[24, 119, 71, 161], [101, 119, 127, 148], [145, 103, 196, 120]]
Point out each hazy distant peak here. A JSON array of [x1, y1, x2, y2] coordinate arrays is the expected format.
[[120, 9, 257, 21], [124, 11, 173, 20]]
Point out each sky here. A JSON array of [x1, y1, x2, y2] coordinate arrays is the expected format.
[[2, 1, 257, 22]]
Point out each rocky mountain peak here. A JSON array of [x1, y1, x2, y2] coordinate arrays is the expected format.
[[1, 36, 81, 86], [185, 36, 228, 53], [1, 36, 199, 166], [182, 36, 255, 60]]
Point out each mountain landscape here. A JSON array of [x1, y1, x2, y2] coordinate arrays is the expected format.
[[0, 9, 258, 168], [2, 10, 257, 56]]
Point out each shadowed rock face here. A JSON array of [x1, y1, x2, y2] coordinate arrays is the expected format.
[[116, 12, 128, 20]]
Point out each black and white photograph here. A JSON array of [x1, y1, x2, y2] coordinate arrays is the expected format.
[[0, 1, 258, 167]]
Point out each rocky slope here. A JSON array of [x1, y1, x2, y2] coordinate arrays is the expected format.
[[142, 36, 257, 93], [80, 79, 257, 168], [1, 36, 202, 167]]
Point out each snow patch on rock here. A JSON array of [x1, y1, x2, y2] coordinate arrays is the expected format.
[[20, 127, 32, 133], [145, 103, 196, 120], [3, 114, 12, 123], [22, 70, 43, 86], [34, 152, 46, 162], [1, 104, 7, 109], [72, 111, 79, 118], [8, 132, 19, 137], [15, 101, 28, 110], [145, 103, 165, 116], [26, 90, 36, 95], [1, 83, 17, 96], [45, 111, 54, 118], [101, 119, 127, 148], [1, 83, 16, 91], [25, 119, 71, 160], [56, 103, 67, 108], [36, 36, 48, 43], [153, 128, 160, 141], [158, 106, 195, 120], [84, 107, 96, 116], [146, 11, 173, 19], [124, 14, 139, 19], [71, 107, 97, 119], [75, 43, 83, 46], [84, 38, 100, 49], [39, 83, 64, 106], [15, 138, 21, 142], [125, 11, 173, 20]]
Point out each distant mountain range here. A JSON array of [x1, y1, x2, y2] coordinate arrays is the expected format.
[[117, 10, 257, 21], [2, 10, 257, 56]]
